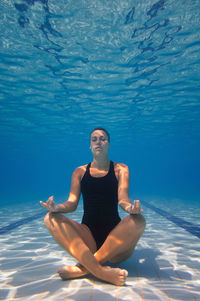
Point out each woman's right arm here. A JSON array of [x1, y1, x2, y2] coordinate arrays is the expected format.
[[40, 167, 82, 213]]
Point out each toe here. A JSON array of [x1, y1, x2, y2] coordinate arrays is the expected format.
[[123, 269, 128, 277]]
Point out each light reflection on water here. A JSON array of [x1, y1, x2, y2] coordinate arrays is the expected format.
[[0, 0, 199, 148]]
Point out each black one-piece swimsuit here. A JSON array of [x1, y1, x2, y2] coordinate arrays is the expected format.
[[81, 160, 121, 249]]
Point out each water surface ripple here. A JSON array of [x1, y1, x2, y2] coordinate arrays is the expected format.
[[0, 0, 199, 148]]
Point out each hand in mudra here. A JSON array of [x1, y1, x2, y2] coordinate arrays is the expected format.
[[126, 200, 143, 214], [40, 196, 59, 212]]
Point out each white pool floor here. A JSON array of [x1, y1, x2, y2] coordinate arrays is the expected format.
[[0, 199, 200, 301]]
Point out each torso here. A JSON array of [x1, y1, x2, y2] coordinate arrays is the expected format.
[[80, 160, 121, 249]]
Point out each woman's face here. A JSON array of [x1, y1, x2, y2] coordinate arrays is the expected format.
[[90, 130, 110, 155]]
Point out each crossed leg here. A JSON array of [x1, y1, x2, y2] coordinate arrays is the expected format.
[[58, 213, 146, 279], [44, 212, 145, 285]]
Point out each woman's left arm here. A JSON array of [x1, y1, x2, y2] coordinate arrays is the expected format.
[[118, 164, 143, 214]]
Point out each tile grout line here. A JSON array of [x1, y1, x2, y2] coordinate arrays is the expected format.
[[40, 274, 58, 301], [132, 258, 146, 301], [64, 279, 74, 301], [174, 269, 199, 301], [115, 286, 118, 301], [89, 278, 95, 301], [147, 254, 173, 301]]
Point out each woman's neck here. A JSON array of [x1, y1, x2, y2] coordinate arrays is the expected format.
[[91, 157, 110, 170]]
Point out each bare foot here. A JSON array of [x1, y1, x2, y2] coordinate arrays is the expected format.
[[57, 264, 88, 280], [57, 264, 128, 286], [97, 266, 128, 286]]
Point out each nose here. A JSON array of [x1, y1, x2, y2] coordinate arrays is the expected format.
[[95, 137, 101, 143]]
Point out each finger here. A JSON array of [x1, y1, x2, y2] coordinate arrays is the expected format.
[[135, 200, 143, 212], [131, 202, 142, 214], [40, 201, 48, 209], [134, 200, 140, 206], [47, 196, 54, 205], [129, 205, 134, 213], [131, 205, 139, 214], [47, 196, 52, 202], [135, 208, 143, 213], [127, 204, 132, 214], [135, 200, 141, 210]]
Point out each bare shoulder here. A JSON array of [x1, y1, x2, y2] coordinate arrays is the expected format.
[[114, 162, 129, 172], [73, 164, 87, 180], [114, 162, 129, 180]]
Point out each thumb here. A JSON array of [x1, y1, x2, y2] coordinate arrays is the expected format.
[[134, 200, 140, 206]]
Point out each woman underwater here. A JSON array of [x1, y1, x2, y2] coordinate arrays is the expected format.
[[40, 127, 146, 286]]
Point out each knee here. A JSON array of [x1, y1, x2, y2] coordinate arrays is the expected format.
[[130, 214, 146, 233], [137, 214, 146, 234], [138, 214, 146, 232], [44, 212, 51, 228], [43, 212, 62, 229]]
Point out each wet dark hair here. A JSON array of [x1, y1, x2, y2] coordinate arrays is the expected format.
[[90, 127, 110, 142]]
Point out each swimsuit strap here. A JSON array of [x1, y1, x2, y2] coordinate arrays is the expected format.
[[109, 160, 115, 176], [86, 163, 91, 172]]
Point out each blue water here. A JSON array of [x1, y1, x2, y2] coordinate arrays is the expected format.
[[0, 0, 199, 210]]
